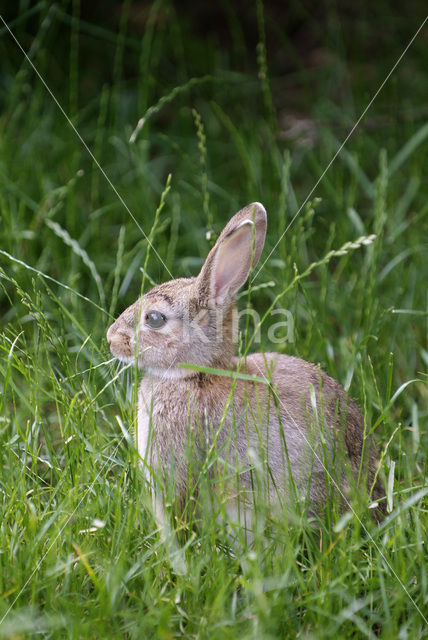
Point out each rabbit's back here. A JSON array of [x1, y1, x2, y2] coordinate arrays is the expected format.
[[237, 353, 378, 507]]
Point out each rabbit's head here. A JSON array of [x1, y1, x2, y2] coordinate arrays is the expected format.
[[107, 203, 267, 378]]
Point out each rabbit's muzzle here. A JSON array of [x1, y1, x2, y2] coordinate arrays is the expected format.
[[107, 323, 134, 361]]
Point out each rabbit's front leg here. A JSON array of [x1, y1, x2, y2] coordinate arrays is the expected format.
[[138, 387, 186, 574], [137, 392, 153, 483], [137, 389, 167, 521]]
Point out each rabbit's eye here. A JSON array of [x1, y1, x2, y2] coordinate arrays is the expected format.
[[145, 310, 167, 329]]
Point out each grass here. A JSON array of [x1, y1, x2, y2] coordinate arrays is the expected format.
[[0, 2, 427, 638]]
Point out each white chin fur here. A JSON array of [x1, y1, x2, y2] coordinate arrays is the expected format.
[[145, 366, 198, 380], [114, 354, 135, 364]]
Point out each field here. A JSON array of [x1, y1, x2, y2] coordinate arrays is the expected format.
[[0, 3, 427, 638]]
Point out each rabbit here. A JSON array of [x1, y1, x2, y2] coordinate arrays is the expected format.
[[107, 202, 385, 534]]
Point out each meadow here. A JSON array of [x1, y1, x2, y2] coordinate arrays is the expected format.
[[0, 3, 427, 638]]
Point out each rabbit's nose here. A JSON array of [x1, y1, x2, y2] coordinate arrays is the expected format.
[[106, 324, 115, 343], [107, 328, 133, 360]]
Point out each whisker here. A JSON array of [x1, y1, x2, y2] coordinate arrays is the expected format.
[[61, 357, 117, 381]]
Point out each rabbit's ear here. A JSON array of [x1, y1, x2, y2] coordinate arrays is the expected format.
[[197, 203, 267, 306]]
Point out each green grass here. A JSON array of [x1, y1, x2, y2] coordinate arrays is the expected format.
[[0, 3, 427, 638]]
